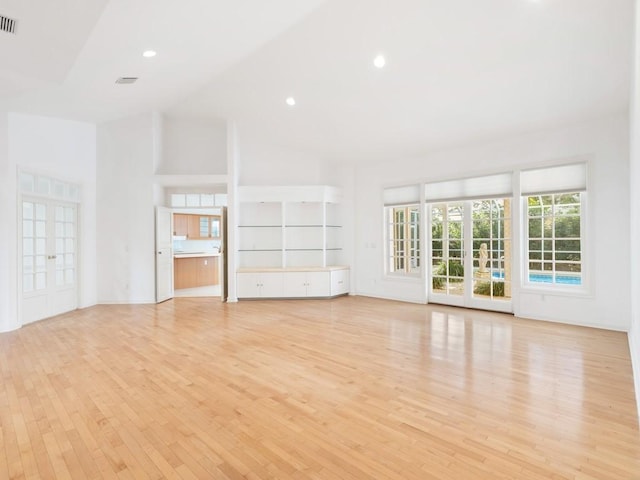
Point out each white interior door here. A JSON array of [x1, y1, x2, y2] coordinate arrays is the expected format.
[[21, 198, 78, 324], [429, 198, 512, 313], [155, 206, 174, 303]]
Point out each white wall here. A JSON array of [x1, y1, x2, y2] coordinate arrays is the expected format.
[[97, 113, 156, 304], [628, 0, 640, 422], [2, 113, 97, 332], [354, 114, 631, 330], [158, 115, 227, 175], [238, 134, 330, 186], [0, 112, 18, 332]]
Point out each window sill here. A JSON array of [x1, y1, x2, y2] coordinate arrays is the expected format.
[[384, 273, 423, 282], [519, 283, 592, 298]]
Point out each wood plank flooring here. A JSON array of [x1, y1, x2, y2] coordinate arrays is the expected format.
[[1, 296, 639, 479]]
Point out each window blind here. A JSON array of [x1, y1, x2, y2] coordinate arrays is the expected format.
[[520, 163, 587, 195], [424, 172, 512, 202], [383, 184, 420, 206]]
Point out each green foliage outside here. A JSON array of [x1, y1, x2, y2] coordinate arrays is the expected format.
[[473, 281, 505, 297], [432, 260, 464, 289]]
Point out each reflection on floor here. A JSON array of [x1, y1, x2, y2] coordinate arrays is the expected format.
[[174, 285, 221, 297]]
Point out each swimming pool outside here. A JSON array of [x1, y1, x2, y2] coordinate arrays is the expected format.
[[491, 271, 582, 286]]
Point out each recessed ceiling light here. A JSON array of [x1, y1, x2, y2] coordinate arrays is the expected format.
[[286, 97, 296, 106], [373, 54, 386, 69], [142, 50, 157, 58]]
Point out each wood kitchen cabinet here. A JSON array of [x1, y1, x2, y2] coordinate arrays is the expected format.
[[198, 215, 221, 239], [173, 214, 189, 236], [173, 213, 221, 239], [174, 256, 219, 289]]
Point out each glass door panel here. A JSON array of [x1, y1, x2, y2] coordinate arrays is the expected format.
[[429, 198, 512, 312], [21, 198, 78, 324], [431, 202, 465, 300], [471, 199, 512, 305]]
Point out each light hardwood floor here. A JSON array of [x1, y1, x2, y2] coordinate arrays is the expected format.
[[1, 296, 639, 479]]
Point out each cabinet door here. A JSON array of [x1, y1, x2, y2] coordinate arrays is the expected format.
[[173, 214, 189, 236], [174, 258, 198, 289], [307, 271, 330, 297], [237, 272, 261, 297], [199, 216, 209, 238], [330, 269, 349, 296], [283, 272, 308, 298], [260, 272, 284, 298], [187, 215, 201, 239], [197, 257, 217, 286], [210, 216, 221, 238]]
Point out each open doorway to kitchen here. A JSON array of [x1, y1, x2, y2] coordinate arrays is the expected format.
[[168, 191, 227, 299]]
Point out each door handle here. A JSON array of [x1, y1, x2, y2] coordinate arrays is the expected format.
[[47, 255, 57, 260]]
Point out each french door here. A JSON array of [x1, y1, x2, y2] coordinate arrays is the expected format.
[[429, 198, 512, 312], [21, 198, 78, 324]]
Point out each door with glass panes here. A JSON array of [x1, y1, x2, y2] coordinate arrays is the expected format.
[[21, 198, 78, 324], [429, 198, 512, 312]]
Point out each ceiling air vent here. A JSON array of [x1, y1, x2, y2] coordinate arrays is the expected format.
[[0, 14, 17, 34], [115, 77, 138, 85]]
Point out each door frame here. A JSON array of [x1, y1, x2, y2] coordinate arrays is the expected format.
[[427, 199, 513, 313], [19, 195, 81, 324], [169, 206, 226, 300]]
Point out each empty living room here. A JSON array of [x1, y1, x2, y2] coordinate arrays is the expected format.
[[1, 0, 640, 479]]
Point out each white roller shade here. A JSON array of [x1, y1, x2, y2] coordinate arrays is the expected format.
[[521, 163, 587, 195], [424, 172, 512, 202], [383, 184, 420, 206]]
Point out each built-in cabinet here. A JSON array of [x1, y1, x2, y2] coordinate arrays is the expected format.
[[236, 186, 349, 299], [236, 271, 285, 298], [174, 213, 221, 239], [174, 256, 219, 289], [237, 267, 349, 299]]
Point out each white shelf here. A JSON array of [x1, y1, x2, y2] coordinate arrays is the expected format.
[[237, 185, 345, 270]]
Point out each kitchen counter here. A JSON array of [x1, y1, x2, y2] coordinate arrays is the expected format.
[[174, 252, 221, 259]]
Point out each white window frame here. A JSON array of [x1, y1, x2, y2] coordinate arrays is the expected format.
[[385, 204, 421, 277], [523, 191, 586, 291]]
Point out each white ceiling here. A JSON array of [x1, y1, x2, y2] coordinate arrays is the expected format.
[[0, 0, 633, 161]]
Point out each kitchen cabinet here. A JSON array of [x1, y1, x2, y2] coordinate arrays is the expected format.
[[187, 215, 201, 239], [173, 214, 220, 239], [197, 256, 218, 286], [174, 256, 219, 289], [200, 215, 221, 238], [173, 214, 189, 236]]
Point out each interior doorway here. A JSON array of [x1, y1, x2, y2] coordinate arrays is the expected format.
[[21, 197, 79, 323], [169, 208, 225, 299]]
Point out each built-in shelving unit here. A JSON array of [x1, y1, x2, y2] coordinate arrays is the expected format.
[[237, 186, 343, 269], [236, 186, 348, 299]]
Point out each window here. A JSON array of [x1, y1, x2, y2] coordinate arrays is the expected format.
[[521, 162, 587, 288], [387, 205, 420, 274], [526, 192, 583, 286]]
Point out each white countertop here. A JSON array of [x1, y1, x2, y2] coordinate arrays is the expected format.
[[174, 252, 220, 259], [237, 265, 349, 273]]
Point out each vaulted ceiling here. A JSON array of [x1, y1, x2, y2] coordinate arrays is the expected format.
[[0, 0, 633, 161]]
